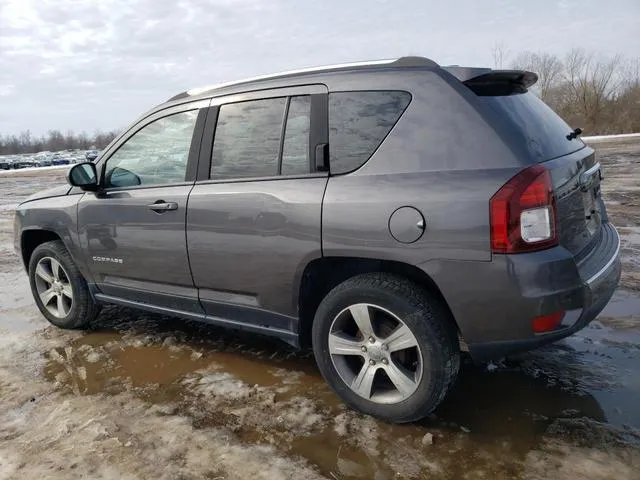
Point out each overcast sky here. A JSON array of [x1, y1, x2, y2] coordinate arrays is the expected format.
[[1, 0, 638, 136]]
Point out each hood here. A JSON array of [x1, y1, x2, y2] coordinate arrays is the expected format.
[[21, 185, 72, 204]]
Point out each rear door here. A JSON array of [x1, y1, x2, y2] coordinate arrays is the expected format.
[[187, 85, 329, 333]]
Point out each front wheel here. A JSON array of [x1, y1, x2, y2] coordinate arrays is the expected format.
[[312, 273, 460, 423], [28, 240, 100, 329]]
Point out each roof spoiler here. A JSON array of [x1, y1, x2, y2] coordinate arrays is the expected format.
[[444, 66, 538, 95]]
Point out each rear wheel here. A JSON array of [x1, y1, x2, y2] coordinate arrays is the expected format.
[[312, 273, 459, 423], [28, 240, 100, 329]]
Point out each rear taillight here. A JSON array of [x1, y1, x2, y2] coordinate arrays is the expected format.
[[490, 165, 558, 253]]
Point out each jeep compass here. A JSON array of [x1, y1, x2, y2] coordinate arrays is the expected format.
[[14, 57, 621, 422]]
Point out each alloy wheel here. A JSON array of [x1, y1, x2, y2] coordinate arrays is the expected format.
[[328, 303, 423, 404], [34, 256, 74, 318]]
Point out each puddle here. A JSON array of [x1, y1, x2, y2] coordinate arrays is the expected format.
[[44, 328, 327, 401], [44, 332, 211, 396]]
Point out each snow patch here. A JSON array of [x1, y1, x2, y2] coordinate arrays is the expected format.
[[525, 440, 639, 480], [183, 370, 253, 400], [582, 133, 640, 143], [0, 165, 71, 176]]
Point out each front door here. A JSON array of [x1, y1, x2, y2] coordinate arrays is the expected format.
[[187, 86, 329, 333], [78, 104, 206, 313]]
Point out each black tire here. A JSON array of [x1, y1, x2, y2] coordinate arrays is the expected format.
[[28, 240, 100, 329], [312, 273, 460, 423]]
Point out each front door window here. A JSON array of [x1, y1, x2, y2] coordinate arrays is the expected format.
[[104, 110, 199, 188]]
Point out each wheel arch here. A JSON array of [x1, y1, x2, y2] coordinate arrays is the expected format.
[[20, 227, 95, 285], [297, 256, 461, 349], [21, 229, 63, 269]]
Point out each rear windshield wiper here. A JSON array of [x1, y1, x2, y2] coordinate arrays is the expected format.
[[566, 127, 583, 140]]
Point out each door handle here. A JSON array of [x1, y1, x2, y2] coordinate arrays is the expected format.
[[147, 201, 178, 212]]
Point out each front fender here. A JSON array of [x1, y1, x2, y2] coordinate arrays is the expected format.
[[15, 193, 93, 282]]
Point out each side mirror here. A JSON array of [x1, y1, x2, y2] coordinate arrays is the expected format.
[[67, 162, 99, 191]]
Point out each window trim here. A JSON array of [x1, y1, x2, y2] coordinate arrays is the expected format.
[[277, 97, 291, 175], [196, 85, 328, 183], [92, 99, 209, 192], [310, 93, 329, 172], [194, 172, 329, 186], [197, 106, 219, 181], [94, 181, 196, 194], [208, 84, 327, 106]]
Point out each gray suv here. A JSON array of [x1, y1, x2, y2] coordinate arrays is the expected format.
[[14, 57, 621, 422]]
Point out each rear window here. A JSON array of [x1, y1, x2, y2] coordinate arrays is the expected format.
[[477, 92, 584, 161], [329, 91, 411, 174]]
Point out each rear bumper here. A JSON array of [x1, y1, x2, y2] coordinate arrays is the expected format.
[[443, 223, 621, 361]]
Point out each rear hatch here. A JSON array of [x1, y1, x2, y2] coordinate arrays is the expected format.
[[454, 68, 604, 257]]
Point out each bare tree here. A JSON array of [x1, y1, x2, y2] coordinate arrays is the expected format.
[[614, 58, 640, 132], [620, 57, 640, 90], [511, 51, 564, 101], [561, 48, 621, 133], [491, 41, 509, 69]]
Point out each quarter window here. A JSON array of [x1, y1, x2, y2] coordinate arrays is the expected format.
[[329, 91, 411, 174], [281, 96, 311, 176], [104, 110, 198, 188]]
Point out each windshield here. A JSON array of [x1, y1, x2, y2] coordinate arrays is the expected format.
[[477, 91, 585, 162]]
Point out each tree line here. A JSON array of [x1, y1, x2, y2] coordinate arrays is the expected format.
[[0, 130, 119, 156], [494, 46, 640, 135]]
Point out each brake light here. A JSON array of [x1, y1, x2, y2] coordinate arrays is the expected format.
[[490, 165, 558, 253]]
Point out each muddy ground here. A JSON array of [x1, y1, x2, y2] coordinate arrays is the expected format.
[[1, 140, 639, 480]]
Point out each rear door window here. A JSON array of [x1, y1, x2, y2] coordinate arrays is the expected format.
[[211, 95, 313, 180], [211, 98, 286, 180], [477, 92, 584, 161], [329, 91, 411, 174]]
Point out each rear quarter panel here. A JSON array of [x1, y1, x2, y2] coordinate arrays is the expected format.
[[323, 169, 512, 263], [322, 69, 525, 265]]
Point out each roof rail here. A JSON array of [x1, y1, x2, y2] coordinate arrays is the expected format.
[[169, 56, 439, 101]]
